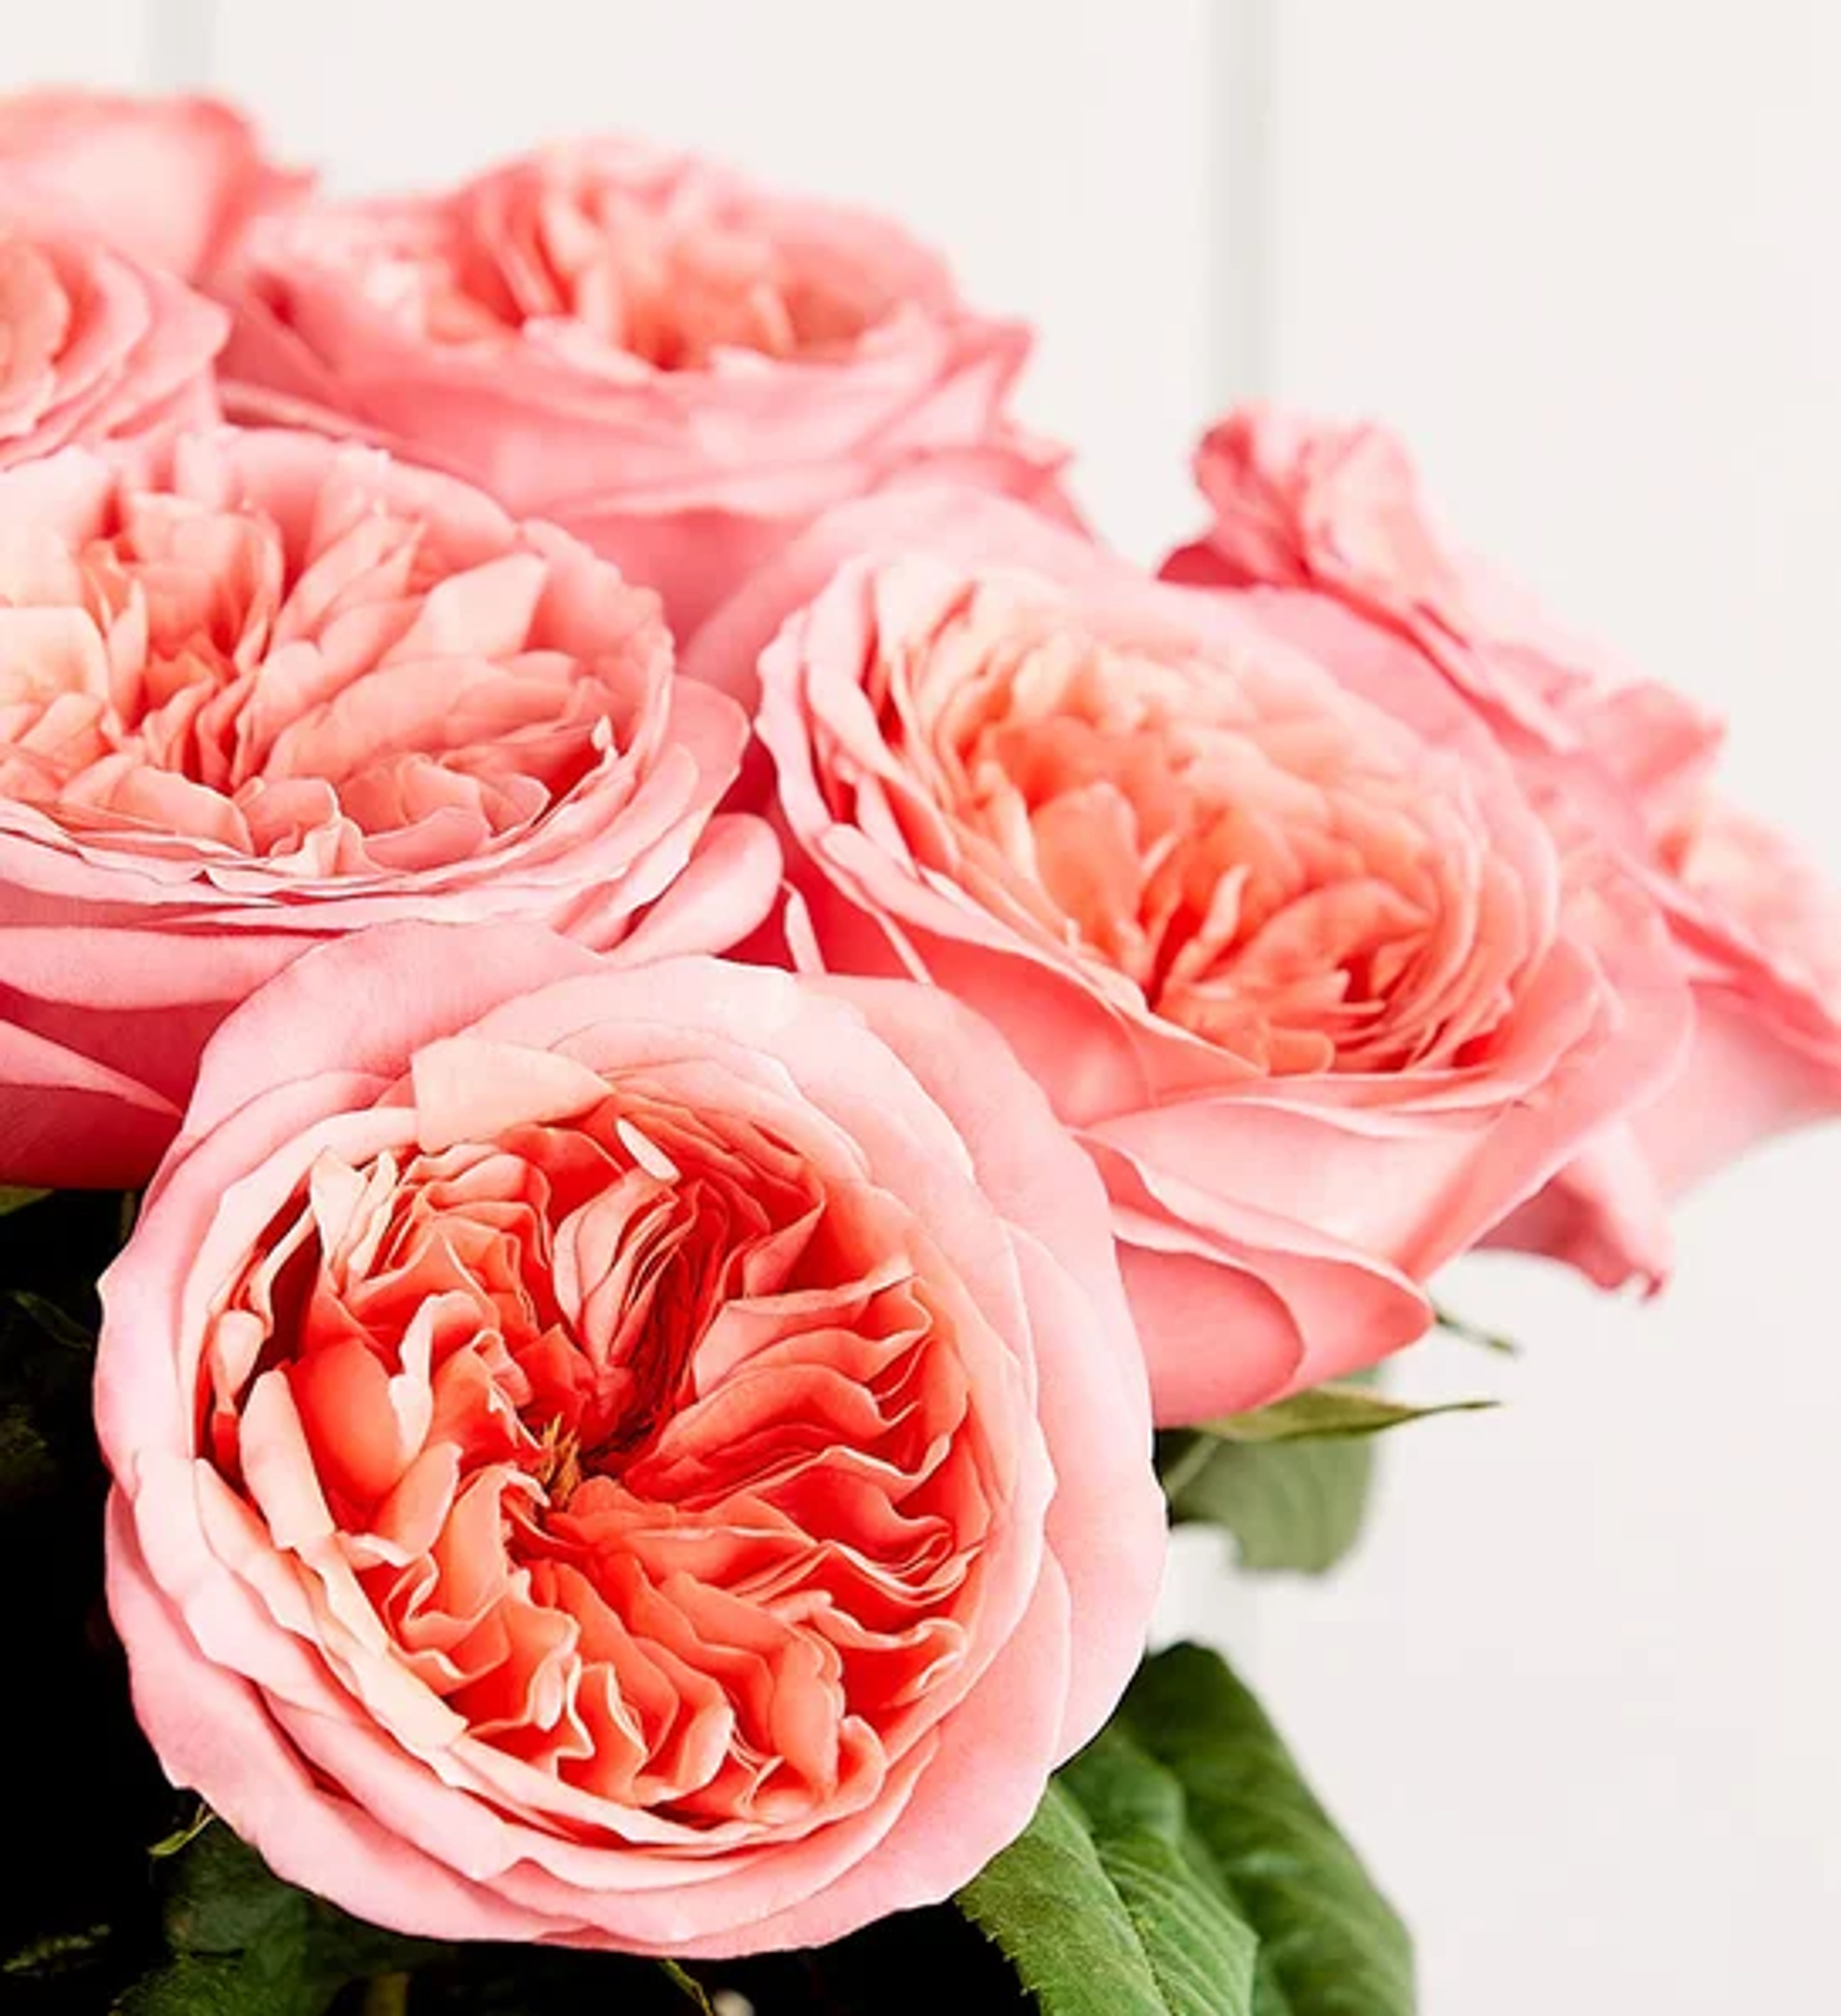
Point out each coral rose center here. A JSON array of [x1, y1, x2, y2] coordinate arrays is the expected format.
[[0, 472, 657, 873], [202, 1067, 990, 1835], [301, 160, 894, 373], [869, 578, 1526, 1076]]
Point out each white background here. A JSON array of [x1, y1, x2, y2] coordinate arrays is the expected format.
[[5, 4, 1838, 2010]]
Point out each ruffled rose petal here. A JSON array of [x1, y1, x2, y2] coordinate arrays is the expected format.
[[0, 431, 772, 1190], [217, 140, 1062, 637], [719, 488, 1688, 1419], [100, 926, 1163, 1954], [1166, 401, 1841, 1282]]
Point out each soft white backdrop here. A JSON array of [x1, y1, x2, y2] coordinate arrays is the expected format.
[[5, 5, 1837, 2010]]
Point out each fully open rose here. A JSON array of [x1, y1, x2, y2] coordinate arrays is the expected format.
[[0, 212, 225, 467], [1167, 406, 1841, 1286], [0, 88, 302, 281], [0, 430, 770, 1191], [216, 137, 1066, 634], [97, 922, 1163, 1957], [690, 489, 1690, 1423]]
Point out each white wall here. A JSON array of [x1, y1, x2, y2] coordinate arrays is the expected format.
[[1249, 10, 1841, 2015], [204, 0, 1241, 563], [5, 6, 1838, 2011]]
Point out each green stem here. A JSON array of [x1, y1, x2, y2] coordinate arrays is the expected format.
[[1156, 1430, 1219, 1504], [1431, 1301, 1520, 1356]]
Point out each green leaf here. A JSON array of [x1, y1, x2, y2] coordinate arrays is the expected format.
[[159, 1825, 304, 1958], [144, 1825, 436, 2016], [1161, 1431, 1375, 1576], [4, 1921, 113, 1979], [5, 1286, 97, 1353], [0, 1184, 47, 1217], [1198, 1385, 1495, 1446], [0, 1399, 60, 1501], [1154, 1366, 1468, 1576], [118, 1821, 735, 2015], [1119, 1645, 1414, 2016], [1062, 1730, 1263, 2014], [959, 1646, 1412, 2014], [0, 1286, 99, 1509], [115, 1956, 256, 2015], [959, 1735, 1259, 2015]]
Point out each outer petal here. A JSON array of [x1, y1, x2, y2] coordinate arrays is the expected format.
[[181, 920, 602, 1144], [1084, 1133, 1432, 1424], [0, 1016, 180, 1187], [0, 91, 303, 278], [106, 1497, 564, 1944], [559, 435, 1074, 645], [1631, 988, 1841, 1199], [1483, 1126, 1674, 1292], [685, 482, 1122, 711]]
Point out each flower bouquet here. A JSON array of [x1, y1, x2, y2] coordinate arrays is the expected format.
[[2, 90, 1836, 2016]]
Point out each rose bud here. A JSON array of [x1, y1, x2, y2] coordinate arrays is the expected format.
[[0, 212, 225, 467]]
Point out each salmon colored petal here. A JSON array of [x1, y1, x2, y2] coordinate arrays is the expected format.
[[0, 427, 756, 1191], [99, 932, 1161, 1954], [1168, 399, 1841, 1278], [734, 497, 1690, 1415], [218, 141, 1055, 639]]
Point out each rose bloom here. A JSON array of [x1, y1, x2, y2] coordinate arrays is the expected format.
[[98, 921, 1163, 1956], [686, 490, 1689, 1424], [1167, 406, 1841, 1287], [0, 429, 770, 1191], [0, 88, 301, 281], [0, 212, 225, 466], [217, 137, 1066, 635]]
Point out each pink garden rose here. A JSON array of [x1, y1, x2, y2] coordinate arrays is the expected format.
[[98, 921, 1163, 1956], [0, 89, 302, 281], [217, 137, 1066, 635], [687, 489, 1689, 1424], [0, 213, 225, 467], [1494, 693, 1841, 1285], [1168, 406, 1841, 1286], [0, 429, 770, 1191]]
